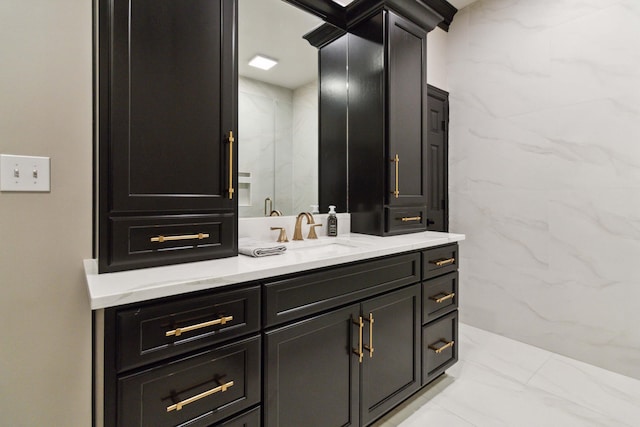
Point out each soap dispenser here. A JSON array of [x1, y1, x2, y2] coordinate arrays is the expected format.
[[327, 205, 338, 237]]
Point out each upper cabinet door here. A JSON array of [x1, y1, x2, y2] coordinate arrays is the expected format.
[[386, 13, 427, 208], [109, 0, 236, 212], [99, 0, 238, 272]]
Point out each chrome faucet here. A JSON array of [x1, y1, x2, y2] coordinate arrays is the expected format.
[[293, 212, 315, 241]]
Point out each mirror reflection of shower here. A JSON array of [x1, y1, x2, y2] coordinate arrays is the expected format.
[[238, 0, 320, 217]]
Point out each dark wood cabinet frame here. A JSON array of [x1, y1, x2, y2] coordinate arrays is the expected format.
[[285, 0, 457, 33]]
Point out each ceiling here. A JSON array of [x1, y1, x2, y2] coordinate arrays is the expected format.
[[238, 0, 479, 91], [238, 0, 322, 90]]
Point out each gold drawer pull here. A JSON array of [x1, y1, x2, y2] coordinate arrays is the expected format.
[[431, 257, 455, 267], [429, 292, 455, 304], [401, 216, 422, 222], [151, 233, 210, 243], [165, 315, 234, 337], [391, 154, 400, 198], [166, 380, 234, 412], [429, 339, 455, 354], [353, 316, 364, 363], [228, 131, 235, 200], [363, 313, 374, 358]]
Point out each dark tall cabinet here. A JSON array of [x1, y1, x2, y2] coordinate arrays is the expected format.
[[315, 8, 441, 236], [98, 0, 238, 272]]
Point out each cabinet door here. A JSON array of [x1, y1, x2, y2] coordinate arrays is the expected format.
[[426, 85, 449, 232], [265, 305, 360, 427], [107, 0, 236, 212], [360, 285, 421, 425], [386, 12, 427, 209]]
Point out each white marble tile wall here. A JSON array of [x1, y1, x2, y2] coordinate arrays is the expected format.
[[238, 76, 319, 217], [274, 98, 294, 214], [447, 0, 640, 379], [238, 77, 293, 217], [292, 80, 319, 214]]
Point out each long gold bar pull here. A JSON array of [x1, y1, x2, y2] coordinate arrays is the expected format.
[[165, 315, 234, 337], [353, 316, 364, 363], [401, 216, 422, 222], [428, 339, 455, 354], [228, 131, 235, 200], [151, 233, 210, 243], [363, 313, 374, 358], [429, 292, 456, 304], [431, 257, 455, 267], [166, 380, 234, 412], [391, 154, 399, 198]]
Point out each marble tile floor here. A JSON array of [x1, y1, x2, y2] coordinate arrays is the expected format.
[[373, 323, 640, 427]]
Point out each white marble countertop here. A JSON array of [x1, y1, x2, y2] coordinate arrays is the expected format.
[[84, 231, 465, 310]]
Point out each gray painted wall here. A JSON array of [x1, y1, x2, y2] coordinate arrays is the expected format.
[[0, 0, 93, 424]]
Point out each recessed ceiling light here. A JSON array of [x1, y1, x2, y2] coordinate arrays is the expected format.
[[248, 55, 278, 71]]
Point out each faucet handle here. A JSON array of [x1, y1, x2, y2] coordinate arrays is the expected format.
[[270, 227, 289, 243], [307, 224, 322, 239]]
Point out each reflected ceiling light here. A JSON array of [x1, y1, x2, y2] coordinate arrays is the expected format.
[[248, 55, 278, 70]]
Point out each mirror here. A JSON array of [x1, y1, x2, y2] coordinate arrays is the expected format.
[[238, 0, 322, 217]]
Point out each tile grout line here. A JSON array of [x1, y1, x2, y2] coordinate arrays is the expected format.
[[523, 351, 554, 385]]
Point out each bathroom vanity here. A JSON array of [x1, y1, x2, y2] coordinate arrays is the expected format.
[[92, 0, 462, 425], [87, 231, 463, 426]]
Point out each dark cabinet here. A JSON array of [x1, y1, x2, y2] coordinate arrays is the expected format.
[[426, 85, 449, 232], [347, 10, 428, 236], [118, 336, 260, 427], [264, 282, 420, 427], [213, 406, 261, 427], [98, 0, 238, 272], [265, 305, 361, 427], [360, 285, 421, 425], [421, 245, 459, 386], [99, 245, 460, 427], [422, 310, 458, 385], [101, 285, 260, 427]]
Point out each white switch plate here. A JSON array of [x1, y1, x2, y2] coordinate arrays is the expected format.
[[0, 154, 51, 192]]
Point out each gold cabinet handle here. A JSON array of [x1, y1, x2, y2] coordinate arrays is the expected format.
[[428, 339, 455, 354], [353, 316, 364, 363], [165, 315, 233, 337], [228, 131, 235, 200], [363, 313, 374, 358], [390, 154, 399, 198], [166, 380, 234, 412], [401, 216, 422, 222], [150, 233, 210, 243], [429, 292, 456, 304], [431, 257, 455, 267]]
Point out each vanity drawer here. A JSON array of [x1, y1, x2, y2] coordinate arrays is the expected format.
[[214, 406, 261, 426], [118, 336, 260, 427], [264, 252, 420, 327], [385, 206, 427, 235], [105, 213, 237, 273], [422, 244, 458, 280], [422, 272, 458, 324], [116, 286, 260, 372], [422, 310, 458, 385]]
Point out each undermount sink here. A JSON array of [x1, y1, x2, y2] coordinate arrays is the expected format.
[[285, 239, 362, 256]]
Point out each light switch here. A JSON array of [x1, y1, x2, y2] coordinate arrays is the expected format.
[[1, 154, 50, 192]]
